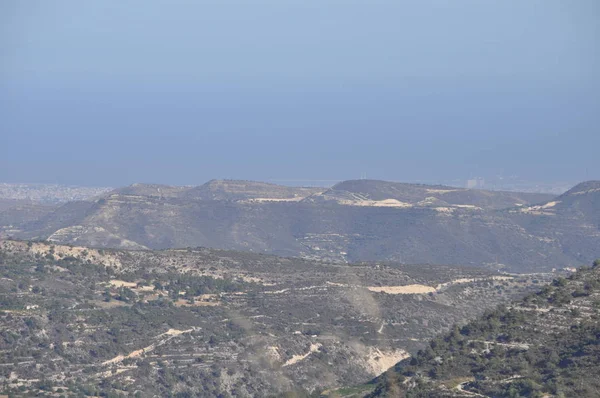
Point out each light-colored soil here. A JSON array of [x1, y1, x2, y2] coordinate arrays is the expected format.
[[434, 207, 454, 213], [47, 225, 148, 250], [173, 298, 220, 307], [161, 328, 193, 337], [454, 204, 481, 209], [246, 197, 305, 203], [109, 280, 137, 288], [265, 346, 281, 362], [282, 343, 322, 367], [366, 348, 410, 375], [1, 240, 123, 267], [367, 285, 436, 294], [338, 199, 413, 208], [237, 275, 275, 285], [367, 276, 513, 295], [570, 188, 600, 195], [518, 201, 561, 215], [102, 328, 193, 366]]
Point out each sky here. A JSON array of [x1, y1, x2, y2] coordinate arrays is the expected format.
[[1, 0, 599, 187]]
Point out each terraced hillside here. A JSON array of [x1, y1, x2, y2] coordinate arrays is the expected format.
[[3, 180, 600, 272], [343, 260, 600, 398], [0, 240, 554, 397]]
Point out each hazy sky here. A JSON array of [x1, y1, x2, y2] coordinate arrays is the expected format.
[[1, 0, 599, 187]]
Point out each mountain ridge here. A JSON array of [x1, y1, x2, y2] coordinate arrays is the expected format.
[[2, 180, 598, 272]]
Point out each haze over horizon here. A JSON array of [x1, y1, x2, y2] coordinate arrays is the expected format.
[[4, 3, 600, 398], [2, 1, 599, 187]]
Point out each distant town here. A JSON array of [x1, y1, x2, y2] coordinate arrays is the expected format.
[[0, 183, 112, 204]]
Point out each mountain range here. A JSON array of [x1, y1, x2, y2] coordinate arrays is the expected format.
[[2, 179, 599, 272]]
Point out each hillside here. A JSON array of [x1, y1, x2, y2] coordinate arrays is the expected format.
[[110, 183, 191, 198], [2, 180, 599, 272], [0, 240, 554, 397], [184, 179, 324, 201], [340, 260, 600, 398], [552, 180, 600, 222], [307, 180, 553, 210], [0, 199, 58, 238], [106, 180, 323, 202]]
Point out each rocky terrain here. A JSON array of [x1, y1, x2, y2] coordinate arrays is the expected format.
[[3, 179, 599, 272], [0, 240, 556, 397], [345, 259, 600, 398]]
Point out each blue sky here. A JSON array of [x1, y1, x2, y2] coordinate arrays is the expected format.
[[1, 0, 599, 186]]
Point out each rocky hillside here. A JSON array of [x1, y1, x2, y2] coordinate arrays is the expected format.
[[0, 240, 554, 397], [306, 180, 553, 210], [342, 260, 600, 398], [2, 180, 599, 272], [552, 180, 600, 222]]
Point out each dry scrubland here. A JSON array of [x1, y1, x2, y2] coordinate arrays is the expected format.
[[340, 261, 600, 398], [0, 240, 556, 397]]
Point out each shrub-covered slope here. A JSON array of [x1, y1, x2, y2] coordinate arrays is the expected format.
[[361, 260, 600, 398], [0, 240, 552, 397]]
